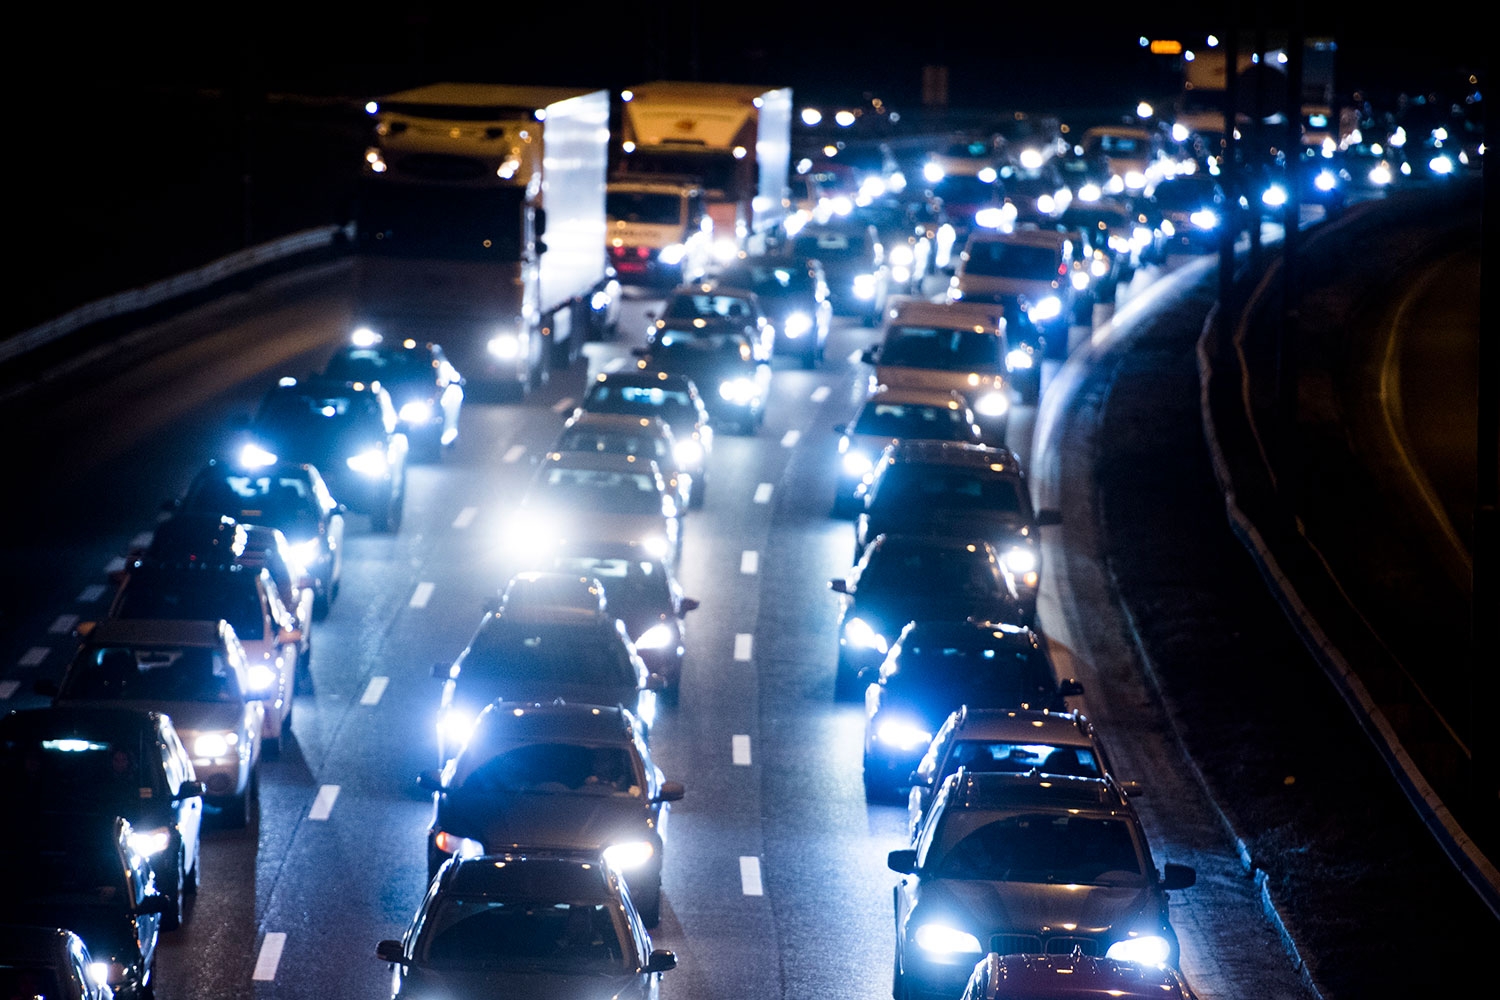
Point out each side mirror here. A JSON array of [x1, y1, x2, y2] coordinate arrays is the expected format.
[[416, 770, 444, 793], [1036, 509, 1062, 527], [376, 940, 406, 964], [1162, 863, 1197, 890], [829, 578, 850, 595], [680, 597, 700, 613], [175, 780, 206, 801], [887, 848, 918, 875], [655, 780, 685, 803], [645, 949, 677, 974]]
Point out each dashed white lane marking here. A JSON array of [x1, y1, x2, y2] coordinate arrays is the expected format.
[[0, 681, 19, 700], [129, 532, 154, 550], [732, 734, 751, 765], [551, 397, 575, 414], [810, 385, 830, 403], [409, 582, 436, 608], [734, 634, 753, 661], [753, 483, 774, 504], [104, 557, 126, 575], [739, 856, 764, 896], [503, 445, 527, 464], [48, 615, 79, 634], [308, 785, 340, 821], [359, 677, 389, 705], [19, 648, 47, 668], [78, 584, 108, 603], [452, 506, 478, 529], [740, 551, 758, 575], [604, 356, 626, 373], [252, 932, 286, 981], [780, 429, 800, 448]]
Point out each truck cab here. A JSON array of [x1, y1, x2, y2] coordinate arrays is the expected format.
[[606, 176, 712, 288]]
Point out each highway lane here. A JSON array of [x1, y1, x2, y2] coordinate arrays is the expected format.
[[0, 255, 1312, 999]]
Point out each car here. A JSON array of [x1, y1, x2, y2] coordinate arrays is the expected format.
[[888, 771, 1196, 1000], [711, 256, 832, 367], [636, 318, 772, 434], [432, 581, 665, 763], [375, 850, 677, 998], [1078, 125, 1163, 196], [860, 299, 1016, 438], [947, 229, 1092, 346], [1143, 176, 1230, 255], [854, 194, 942, 295], [833, 387, 983, 516], [959, 953, 1201, 1000], [174, 459, 346, 618], [576, 370, 713, 505], [1055, 198, 1153, 292], [240, 376, 409, 532], [552, 411, 695, 513], [0, 816, 173, 1000], [0, 706, 206, 929], [417, 702, 684, 925], [854, 441, 1060, 620], [549, 546, 700, 693], [322, 330, 464, 459], [646, 283, 775, 360], [787, 219, 889, 324], [106, 562, 299, 756], [45, 619, 264, 828], [908, 705, 1122, 838], [859, 622, 1083, 802], [0, 925, 115, 1000], [504, 452, 681, 572], [829, 535, 1027, 700]]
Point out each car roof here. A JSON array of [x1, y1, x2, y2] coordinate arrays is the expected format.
[[84, 618, 231, 648], [944, 770, 1126, 813], [885, 299, 1005, 334], [590, 369, 696, 392], [440, 851, 618, 899], [500, 572, 610, 622], [946, 708, 1090, 745], [882, 439, 1022, 472], [469, 701, 639, 744]]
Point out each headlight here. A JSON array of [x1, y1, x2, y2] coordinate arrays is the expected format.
[[1131, 225, 1153, 248], [1003, 546, 1038, 576], [602, 841, 656, 871], [289, 538, 323, 569], [1106, 934, 1172, 966], [674, 439, 703, 467], [841, 450, 874, 478], [1108, 233, 1132, 254], [783, 311, 813, 338], [923, 162, 945, 183], [1190, 209, 1219, 230], [974, 206, 1008, 230], [844, 617, 888, 654], [88, 962, 113, 987], [888, 244, 914, 267], [973, 392, 1009, 418], [433, 830, 485, 860], [487, 332, 524, 360], [1261, 184, 1288, 208], [193, 731, 238, 758], [1429, 154, 1454, 175], [239, 442, 278, 469], [1078, 182, 1102, 202], [346, 447, 388, 477], [1369, 163, 1393, 185], [1028, 296, 1062, 322], [853, 274, 878, 299], [247, 663, 278, 693], [641, 534, 670, 560], [634, 622, 676, 650], [128, 827, 172, 858], [657, 243, 686, 265], [437, 708, 478, 751], [398, 400, 433, 425], [1005, 347, 1034, 371], [1159, 219, 1177, 237], [719, 377, 759, 405], [1070, 269, 1091, 291], [913, 923, 983, 958], [875, 718, 934, 751], [1314, 170, 1338, 192]]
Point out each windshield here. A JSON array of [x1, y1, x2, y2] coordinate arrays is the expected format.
[[934, 813, 1144, 885], [663, 293, 755, 321], [0, 732, 155, 810], [417, 898, 628, 973], [963, 241, 1062, 280], [890, 648, 1056, 705], [465, 622, 636, 687], [555, 429, 672, 466], [584, 384, 694, 422], [880, 327, 1002, 370], [555, 557, 672, 614], [862, 546, 1004, 600], [532, 467, 665, 516], [607, 191, 684, 225], [184, 471, 323, 533], [853, 402, 972, 440], [460, 742, 642, 796], [59, 645, 242, 703], [943, 741, 1102, 780], [356, 182, 524, 261], [869, 466, 1024, 517], [323, 348, 430, 389]]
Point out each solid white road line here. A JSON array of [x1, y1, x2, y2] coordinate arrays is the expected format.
[[740, 551, 758, 574], [780, 429, 800, 448], [734, 634, 753, 661], [252, 933, 286, 981], [48, 615, 78, 634], [77, 584, 107, 603], [732, 734, 751, 765], [739, 856, 764, 896], [19, 648, 47, 668], [503, 445, 527, 464], [359, 677, 389, 706], [551, 397, 575, 414], [409, 582, 436, 608], [754, 483, 774, 504], [452, 506, 478, 529], [0, 681, 19, 700], [810, 385, 830, 403], [308, 785, 340, 821]]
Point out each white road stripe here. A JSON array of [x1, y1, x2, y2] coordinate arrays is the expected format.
[[308, 785, 340, 821], [19, 648, 47, 668], [360, 677, 389, 705], [104, 557, 126, 575], [503, 445, 527, 464], [452, 506, 478, 529], [753, 483, 773, 504], [409, 582, 436, 608], [740, 551, 758, 574], [810, 385, 830, 403], [0, 681, 19, 700], [551, 397, 575, 414], [734, 634, 753, 661], [129, 532, 154, 550], [48, 615, 79, 634], [731, 734, 751, 765], [780, 429, 800, 448], [77, 584, 107, 603], [252, 932, 286, 981], [739, 856, 764, 896]]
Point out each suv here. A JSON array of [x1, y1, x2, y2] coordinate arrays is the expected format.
[[889, 771, 1196, 999], [948, 228, 1091, 354]]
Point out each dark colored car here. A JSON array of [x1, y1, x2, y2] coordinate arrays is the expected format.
[[789, 220, 888, 324], [241, 376, 409, 532], [859, 622, 1081, 801], [0, 816, 173, 1000], [889, 772, 1196, 1000], [711, 257, 831, 367], [832, 387, 982, 516], [175, 460, 346, 617], [577, 370, 713, 500], [1143, 176, 1229, 254], [960, 953, 1201, 1000], [0, 706, 205, 929], [636, 323, 771, 434], [0, 925, 115, 1000], [376, 851, 676, 999], [552, 412, 695, 513], [322, 332, 463, 459], [829, 535, 1024, 700], [418, 702, 684, 925]]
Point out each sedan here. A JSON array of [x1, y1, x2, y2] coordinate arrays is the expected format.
[[375, 851, 676, 999], [322, 330, 464, 459], [418, 702, 684, 926], [833, 387, 982, 516], [711, 256, 831, 367], [552, 411, 695, 513], [636, 325, 771, 434], [577, 371, 713, 503]]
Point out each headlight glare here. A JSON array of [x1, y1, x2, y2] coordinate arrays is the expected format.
[[913, 923, 983, 957], [346, 447, 388, 477], [193, 732, 235, 758], [602, 840, 655, 870], [973, 392, 1009, 418], [783, 311, 813, 337], [1106, 934, 1172, 966], [239, 443, 278, 469], [247, 663, 278, 693], [399, 400, 433, 425], [433, 830, 485, 859], [128, 828, 172, 858], [1028, 296, 1062, 322], [844, 617, 888, 653], [875, 718, 934, 751], [1006, 347, 1034, 371], [634, 623, 675, 650]]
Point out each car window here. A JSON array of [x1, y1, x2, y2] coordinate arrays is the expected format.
[[466, 623, 636, 687], [534, 468, 664, 515], [933, 813, 1144, 886], [61, 646, 243, 703], [113, 571, 266, 640], [943, 741, 1101, 780], [585, 384, 693, 417], [853, 403, 972, 440], [861, 546, 1004, 599], [880, 327, 1002, 369], [461, 742, 641, 796], [870, 467, 1023, 515], [418, 899, 627, 973], [962, 241, 1063, 280]]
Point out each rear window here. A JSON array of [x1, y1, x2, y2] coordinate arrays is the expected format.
[[60, 646, 242, 703]]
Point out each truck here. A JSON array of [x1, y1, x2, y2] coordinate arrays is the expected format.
[[605, 175, 713, 289], [352, 84, 615, 395], [616, 82, 793, 259]]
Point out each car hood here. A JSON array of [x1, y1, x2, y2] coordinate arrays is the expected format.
[[443, 791, 653, 850], [402, 965, 651, 999], [852, 592, 1006, 631], [454, 680, 642, 714], [57, 697, 246, 735], [956, 274, 1058, 300], [918, 877, 1158, 940]]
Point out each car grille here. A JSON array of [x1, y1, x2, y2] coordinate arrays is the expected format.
[[988, 934, 1098, 957]]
